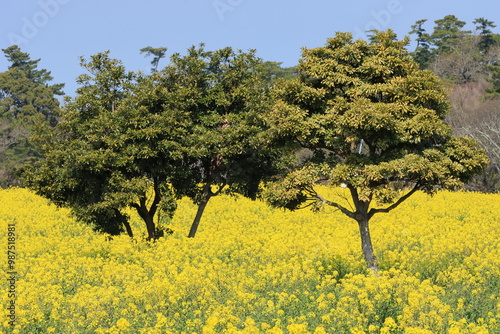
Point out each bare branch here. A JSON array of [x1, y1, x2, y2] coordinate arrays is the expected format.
[[315, 193, 356, 219], [330, 187, 355, 211], [368, 183, 421, 219]]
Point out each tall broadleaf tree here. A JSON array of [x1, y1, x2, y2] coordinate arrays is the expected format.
[[263, 31, 488, 271], [24, 52, 184, 239], [159, 45, 279, 238]]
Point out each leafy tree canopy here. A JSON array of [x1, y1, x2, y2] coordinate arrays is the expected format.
[[24, 46, 280, 239], [24, 51, 183, 239], [409, 16, 500, 84], [157, 45, 280, 237], [263, 30, 488, 271], [409, 19, 433, 68], [473, 17, 497, 53], [257, 61, 298, 86], [430, 15, 470, 55]]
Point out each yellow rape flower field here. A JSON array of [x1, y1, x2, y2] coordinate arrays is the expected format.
[[1, 187, 499, 334]]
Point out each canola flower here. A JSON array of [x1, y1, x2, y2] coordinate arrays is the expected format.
[[0, 187, 499, 333]]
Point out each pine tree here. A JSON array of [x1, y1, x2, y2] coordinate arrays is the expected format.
[[430, 15, 470, 55], [474, 17, 497, 53], [0, 46, 63, 187], [409, 19, 433, 68]]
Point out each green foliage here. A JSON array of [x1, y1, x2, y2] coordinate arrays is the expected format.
[[409, 19, 433, 68], [266, 30, 487, 207], [25, 46, 281, 239], [156, 45, 281, 237], [409, 16, 500, 188], [140, 46, 167, 73], [486, 64, 500, 96], [0, 45, 63, 187], [263, 30, 488, 269], [473, 17, 497, 53], [24, 51, 185, 239], [2, 45, 64, 95], [430, 15, 470, 55], [257, 61, 298, 86], [409, 16, 500, 73]]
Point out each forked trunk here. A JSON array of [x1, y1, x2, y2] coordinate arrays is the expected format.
[[133, 205, 157, 240], [357, 217, 378, 272], [132, 180, 162, 241]]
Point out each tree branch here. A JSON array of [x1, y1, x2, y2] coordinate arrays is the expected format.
[[368, 182, 421, 219], [297, 200, 319, 210], [293, 137, 342, 156], [149, 177, 162, 219], [346, 183, 361, 209], [130, 202, 146, 221], [315, 193, 356, 219]]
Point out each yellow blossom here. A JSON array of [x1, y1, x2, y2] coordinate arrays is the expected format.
[[0, 187, 499, 333]]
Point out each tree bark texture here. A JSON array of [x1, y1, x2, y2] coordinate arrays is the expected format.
[[143, 213, 156, 241], [357, 217, 378, 272]]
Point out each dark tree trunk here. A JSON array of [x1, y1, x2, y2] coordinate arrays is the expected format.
[[132, 178, 163, 240], [133, 200, 158, 241], [187, 194, 211, 238], [357, 216, 378, 272], [319, 184, 420, 272], [122, 220, 134, 238], [144, 213, 156, 241], [113, 208, 134, 238], [187, 182, 213, 238]]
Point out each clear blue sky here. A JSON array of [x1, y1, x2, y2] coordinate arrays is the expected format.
[[1, 0, 499, 96]]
